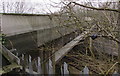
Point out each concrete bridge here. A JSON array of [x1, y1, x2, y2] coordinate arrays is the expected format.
[[1, 13, 81, 74], [1, 13, 118, 74], [1, 13, 78, 54], [2, 13, 119, 75]]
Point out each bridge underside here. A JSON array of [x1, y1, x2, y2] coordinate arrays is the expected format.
[[4, 29, 81, 56]]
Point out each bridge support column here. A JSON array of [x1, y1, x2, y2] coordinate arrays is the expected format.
[[39, 46, 48, 74], [89, 37, 94, 58], [51, 47, 55, 74]]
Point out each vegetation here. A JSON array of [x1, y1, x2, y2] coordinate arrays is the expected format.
[[1, 0, 120, 75]]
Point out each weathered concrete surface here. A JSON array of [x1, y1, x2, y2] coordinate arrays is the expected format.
[[5, 31, 38, 54], [55, 25, 95, 63], [37, 25, 77, 46], [1, 14, 54, 36], [1, 14, 77, 47]]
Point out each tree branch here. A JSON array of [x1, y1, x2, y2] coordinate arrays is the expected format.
[[69, 2, 120, 13]]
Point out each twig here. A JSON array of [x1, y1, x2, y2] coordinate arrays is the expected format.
[[105, 62, 118, 74], [69, 2, 120, 13]]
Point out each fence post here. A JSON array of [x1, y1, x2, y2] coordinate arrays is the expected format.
[[63, 62, 69, 75], [28, 55, 33, 74], [46, 59, 54, 75], [21, 54, 25, 71], [112, 71, 119, 76], [37, 57, 42, 74], [83, 66, 89, 76]]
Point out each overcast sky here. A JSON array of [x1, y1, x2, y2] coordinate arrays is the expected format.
[[1, 0, 118, 2], [0, 0, 118, 14]]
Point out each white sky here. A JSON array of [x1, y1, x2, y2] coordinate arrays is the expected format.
[[1, 0, 118, 2], [0, 0, 119, 14], [0, 0, 62, 13]]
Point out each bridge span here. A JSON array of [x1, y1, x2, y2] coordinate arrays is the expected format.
[[1, 13, 78, 53], [0, 13, 95, 74]]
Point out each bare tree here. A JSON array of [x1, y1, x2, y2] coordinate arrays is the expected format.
[[1, 0, 36, 13], [56, 0, 120, 73]]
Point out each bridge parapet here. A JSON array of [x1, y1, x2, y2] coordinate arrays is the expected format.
[[1, 14, 55, 36]]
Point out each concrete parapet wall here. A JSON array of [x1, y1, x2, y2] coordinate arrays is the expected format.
[[2, 14, 54, 36]]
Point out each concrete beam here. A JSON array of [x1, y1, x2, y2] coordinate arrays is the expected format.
[[55, 25, 95, 63], [0, 44, 20, 64]]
